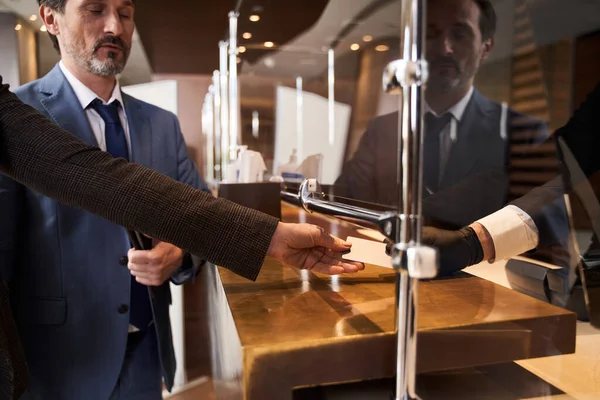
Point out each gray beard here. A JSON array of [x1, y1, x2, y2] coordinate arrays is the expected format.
[[65, 43, 127, 77], [87, 56, 125, 77]]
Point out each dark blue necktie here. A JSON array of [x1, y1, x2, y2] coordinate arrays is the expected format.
[[423, 112, 452, 193], [89, 99, 153, 330]]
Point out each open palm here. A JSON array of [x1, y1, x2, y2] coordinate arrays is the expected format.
[[267, 223, 365, 275]]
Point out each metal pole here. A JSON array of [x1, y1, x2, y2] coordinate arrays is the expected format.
[[203, 89, 215, 183], [219, 41, 229, 180], [252, 111, 260, 139], [228, 11, 239, 162], [327, 48, 335, 146], [212, 71, 222, 182], [392, 0, 427, 398], [285, 1, 434, 398], [296, 76, 304, 162]]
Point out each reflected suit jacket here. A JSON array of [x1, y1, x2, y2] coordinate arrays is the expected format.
[[0, 65, 209, 400], [0, 75, 278, 400], [518, 82, 600, 248], [335, 88, 551, 228]]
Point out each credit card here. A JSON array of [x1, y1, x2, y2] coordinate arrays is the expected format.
[[342, 236, 393, 269]]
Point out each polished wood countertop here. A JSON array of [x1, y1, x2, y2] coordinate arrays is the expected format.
[[208, 203, 576, 400]]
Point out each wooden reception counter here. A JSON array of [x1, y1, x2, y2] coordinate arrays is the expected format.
[[205, 203, 576, 400]]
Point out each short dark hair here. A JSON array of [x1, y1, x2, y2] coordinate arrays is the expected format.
[[37, 0, 66, 53], [473, 0, 497, 41]]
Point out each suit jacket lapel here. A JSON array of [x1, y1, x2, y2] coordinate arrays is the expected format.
[[440, 89, 496, 187], [38, 65, 99, 147], [123, 94, 153, 168]]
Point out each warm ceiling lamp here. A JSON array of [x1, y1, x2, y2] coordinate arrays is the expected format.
[[237, 57, 242, 63], [40, 25, 47, 32], [29, 15, 37, 21], [14, 24, 22, 31], [238, 46, 246, 53], [264, 41, 274, 48], [242, 32, 252, 39], [375, 44, 390, 52], [249, 15, 260, 22], [362, 35, 373, 42], [350, 43, 360, 51]]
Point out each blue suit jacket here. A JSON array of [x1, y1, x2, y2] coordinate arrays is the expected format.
[[0, 65, 209, 399]]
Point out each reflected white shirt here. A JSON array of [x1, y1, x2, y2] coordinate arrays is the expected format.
[[477, 206, 539, 261]]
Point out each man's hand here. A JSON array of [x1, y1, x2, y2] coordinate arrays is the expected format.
[[384, 224, 493, 276], [266, 222, 365, 275], [421, 224, 491, 275], [128, 240, 185, 286]]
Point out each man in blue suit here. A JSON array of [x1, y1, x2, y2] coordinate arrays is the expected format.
[[0, 0, 209, 398]]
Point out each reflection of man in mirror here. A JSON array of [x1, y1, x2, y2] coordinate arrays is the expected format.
[[336, 0, 551, 229]]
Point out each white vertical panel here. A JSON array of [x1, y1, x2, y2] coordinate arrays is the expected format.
[[274, 86, 352, 185]]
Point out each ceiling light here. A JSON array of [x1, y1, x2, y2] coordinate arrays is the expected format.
[[362, 35, 373, 42], [236, 57, 242, 64], [242, 32, 252, 39], [375, 44, 390, 52], [29, 15, 37, 21], [350, 43, 360, 51], [264, 41, 274, 48], [264, 58, 275, 68], [238, 46, 246, 53], [14, 24, 22, 31], [249, 15, 260, 22], [40, 25, 47, 32]]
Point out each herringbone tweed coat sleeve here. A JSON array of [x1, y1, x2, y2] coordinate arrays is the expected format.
[[0, 77, 279, 279]]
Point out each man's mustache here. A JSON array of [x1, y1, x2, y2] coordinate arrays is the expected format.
[[94, 36, 129, 52], [430, 57, 459, 71]]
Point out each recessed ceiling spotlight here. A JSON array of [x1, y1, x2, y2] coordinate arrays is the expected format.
[[242, 32, 252, 39], [264, 41, 274, 48], [237, 57, 242, 63], [238, 46, 246, 53], [40, 25, 47, 32], [350, 43, 360, 51], [14, 24, 22, 31], [375, 44, 390, 52], [362, 35, 373, 42], [29, 15, 37, 21], [264, 58, 276, 68], [249, 15, 260, 22]]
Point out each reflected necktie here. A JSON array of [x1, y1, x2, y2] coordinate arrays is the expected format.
[[423, 112, 452, 193], [89, 99, 153, 330]]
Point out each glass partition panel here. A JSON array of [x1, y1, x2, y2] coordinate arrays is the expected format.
[[206, 1, 600, 398]]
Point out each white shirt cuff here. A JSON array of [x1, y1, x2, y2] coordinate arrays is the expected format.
[[476, 205, 539, 261]]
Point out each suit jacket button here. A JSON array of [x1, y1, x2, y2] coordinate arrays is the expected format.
[[119, 256, 128, 266], [118, 304, 129, 314]]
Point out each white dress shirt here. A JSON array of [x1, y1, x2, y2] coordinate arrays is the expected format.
[[59, 61, 132, 157]]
